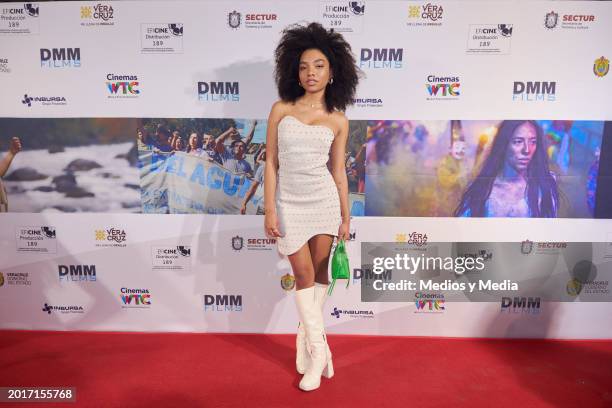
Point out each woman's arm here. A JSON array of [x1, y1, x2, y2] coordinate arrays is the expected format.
[[214, 127, 234, 154], [0, 137, 21, 178], [330, 116, 351, 239], [263, 102, 285, 238]]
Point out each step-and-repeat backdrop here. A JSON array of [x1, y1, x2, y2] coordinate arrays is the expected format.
[[1, 1, 611, 338]]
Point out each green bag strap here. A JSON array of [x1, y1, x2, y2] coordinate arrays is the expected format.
[[327, 278, 337, 296]]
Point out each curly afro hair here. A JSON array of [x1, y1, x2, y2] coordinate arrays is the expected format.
[[274, 22, 360, 113]]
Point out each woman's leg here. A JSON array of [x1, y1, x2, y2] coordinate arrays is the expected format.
[[288, 243, 315, 290], [308, 234, 334, 285]]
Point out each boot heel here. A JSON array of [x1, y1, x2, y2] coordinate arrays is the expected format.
[[323, 358, 334, 379]]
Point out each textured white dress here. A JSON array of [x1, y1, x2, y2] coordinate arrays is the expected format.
[[275, 115, 341, 255]]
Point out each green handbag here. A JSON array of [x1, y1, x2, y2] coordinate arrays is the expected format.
[[328, 238, 350, 295]]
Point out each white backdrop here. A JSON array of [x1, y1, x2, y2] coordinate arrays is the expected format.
[[1, 1, 611, 338]]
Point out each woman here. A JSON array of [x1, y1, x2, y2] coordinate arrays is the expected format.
[[172, 135, 184, 152], [264, 22, 359, 391], [0, 137, 22, 212], [455, 120, 558, 218]]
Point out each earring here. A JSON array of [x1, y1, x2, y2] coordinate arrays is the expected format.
[[329, 78, 334, 85], [298, 81, 302, 87]]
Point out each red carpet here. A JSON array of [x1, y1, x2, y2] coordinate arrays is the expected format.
[[1, 330, 611, 407]]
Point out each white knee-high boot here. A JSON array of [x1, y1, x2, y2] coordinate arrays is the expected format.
[[296, 283, 329, 374], [295, 286, 334, 391]]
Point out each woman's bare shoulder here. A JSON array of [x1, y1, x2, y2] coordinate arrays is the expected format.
[[270, 100, 292, 116], [330, 110, 349, 130]]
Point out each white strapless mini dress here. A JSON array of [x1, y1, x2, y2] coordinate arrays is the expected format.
[[275, 115, 341, 255]]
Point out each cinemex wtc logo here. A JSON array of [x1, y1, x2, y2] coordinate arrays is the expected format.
[[204, 294, 243, 312], [359, 48, 403, 69], [426, 75, 460, 99], [106, 74, 139, 97], [414, 292, 445, 313], [120, 288, 151, 308]]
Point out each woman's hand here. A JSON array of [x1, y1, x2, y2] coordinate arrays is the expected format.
[[264, 211, 283, 238], [337, 220, 350, 241], [9, 137, 22, 156]]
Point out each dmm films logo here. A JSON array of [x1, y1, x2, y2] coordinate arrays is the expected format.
[[500, 296, 541, 315], [0, 58, 10, 73], [0, 3, 39, 35], [544, 11, 595, 30], [120, 288, 151, 308], [106, 74, 140, 98], [95, 227, 127, 248], [198, 81, 239, 102], [353, 267, 392, 285], [141, 23, 183, 54], [42, 303, 84, 315], [204, 294, 242, 312], [22, 93, 67, 107], [227, 10, 278, 29], [407, 3, 443, 27], [320, 2, 365, 34], [80, 3, 114, 26], [330, 306, 374, 319], [230, 235, 276, 251], [467, 24, 513, 54], [58, 264, 97, 282], [0, 272, 32, 286], [152, 246, 191, 271], [512, 81, 556, 102], [426, 75, 460, 100], [40, 48, 81, 68], [16, 226, 57, 253], [414, 292, 445, 313], [594, 56, 609, 78], [359, 48, 403, 69]]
